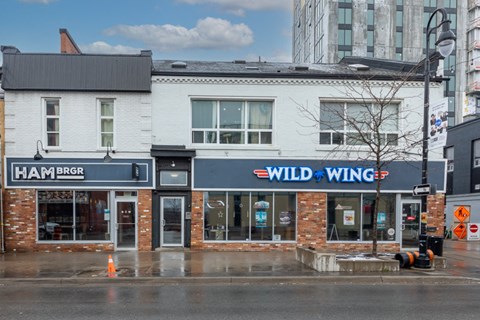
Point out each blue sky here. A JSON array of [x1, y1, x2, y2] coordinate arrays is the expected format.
[[0, 0, 292, 63]]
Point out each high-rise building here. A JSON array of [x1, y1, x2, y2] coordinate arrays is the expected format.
[[293, 0, 467, 126]]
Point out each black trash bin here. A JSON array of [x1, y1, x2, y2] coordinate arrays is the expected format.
[[427, 236, 444, 256]]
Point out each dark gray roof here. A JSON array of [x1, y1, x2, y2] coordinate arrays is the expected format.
[[152, 58, 425, 81], [1, 47, 152, 92]]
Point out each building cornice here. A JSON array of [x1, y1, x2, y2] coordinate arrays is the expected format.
[[152, 76, 429, 87]]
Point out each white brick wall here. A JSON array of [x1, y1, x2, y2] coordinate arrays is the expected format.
[[151, 76, 444, 160], [4, 91, 152, 158]]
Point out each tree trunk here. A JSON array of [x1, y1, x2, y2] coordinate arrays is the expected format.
[[372, 159, 382, 257]]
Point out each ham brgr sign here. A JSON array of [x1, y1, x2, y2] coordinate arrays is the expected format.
[[253, 166, 389, 184]]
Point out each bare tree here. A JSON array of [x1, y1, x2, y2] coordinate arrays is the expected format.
[[296, 68, 425, 255]]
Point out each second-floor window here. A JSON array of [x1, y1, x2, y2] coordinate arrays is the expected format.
[[445, 146, 454, 172], [473, 140, 480, 168], [99, 99, 115, 147], [44, 98, 60, 147], [319, 101, 399, 146], [191, 100, 273, 145]]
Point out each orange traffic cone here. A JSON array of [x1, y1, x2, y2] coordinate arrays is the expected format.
[[107, 254, 117, 278]]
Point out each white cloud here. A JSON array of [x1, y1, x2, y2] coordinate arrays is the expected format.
[[175, 0, 291, 16], [104, 17, 253, 52], [80, 41, 143, 55], [19, 0, 58, 4]]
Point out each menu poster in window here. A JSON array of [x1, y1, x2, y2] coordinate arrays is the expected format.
[[343, 210, 355, 225], [255, 210, 267, 228], [104, 209, 110, 221], [254, 201, 269, 228], [377, 212, 386, 230], [279, 211, 292, 225]]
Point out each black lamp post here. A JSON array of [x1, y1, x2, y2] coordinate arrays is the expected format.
[[417, 8, 456, 268]]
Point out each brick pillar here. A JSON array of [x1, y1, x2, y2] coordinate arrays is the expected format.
[[3, 189, 37, 252], [137, 189, 153, 251], [427, 193, 445, 237], [190, 191, 204, 250], [297, 192, 327, 250]]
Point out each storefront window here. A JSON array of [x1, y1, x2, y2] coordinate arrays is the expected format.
[[37, 191, 110, 241], [204, 192, 227, 240], [227, 192, 249, 240], [327, 193, 361, 241], [327, 193, 396, 241], [273, 193, 296, 241], [204, 192, 296, 242], [362, 194, 396, 241], [251, 192, 273, 241]]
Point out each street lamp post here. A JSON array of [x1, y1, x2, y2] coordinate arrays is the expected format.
[[417, 8, 456, 268]]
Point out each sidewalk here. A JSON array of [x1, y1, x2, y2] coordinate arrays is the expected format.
[[0, 239, 479, 285]]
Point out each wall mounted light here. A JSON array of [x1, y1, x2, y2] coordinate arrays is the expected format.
[[170, 160, 176, 168], [33, 140, 48, 161], [132, 163, 140, 180], [103, 141, 115, 163]]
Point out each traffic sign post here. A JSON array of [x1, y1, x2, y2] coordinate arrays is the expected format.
[[453, 223, 467, 239], [412, 183, 436, 197], [454, 206, 470, 223], [467, 223, 480, 241]]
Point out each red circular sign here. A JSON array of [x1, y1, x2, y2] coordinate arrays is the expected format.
[[470, 224, 479, 233]]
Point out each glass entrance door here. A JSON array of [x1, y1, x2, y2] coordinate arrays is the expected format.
[[401, 202, 420, 248], [161, 197, 184, 246], [116, 201, 137, 250]]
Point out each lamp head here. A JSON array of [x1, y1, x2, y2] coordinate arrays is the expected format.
[[103, 141, 114, 162], [436, 22, 456, 58], [103, 153, 112, 163], [34, 150, 43, 161], [33, 140, 47, 161]]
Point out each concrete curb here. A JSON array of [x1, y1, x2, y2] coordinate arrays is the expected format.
[[1, 275, 479, 286]]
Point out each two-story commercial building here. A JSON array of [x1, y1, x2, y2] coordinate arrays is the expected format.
[[150, 57, 446, 253], [1, 42, 447, 253], [1, 46, 155, 252]]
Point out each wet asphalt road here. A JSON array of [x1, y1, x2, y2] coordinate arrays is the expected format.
[[0, 283, 479, 320]]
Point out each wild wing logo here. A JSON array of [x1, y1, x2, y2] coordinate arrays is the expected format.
[[253, 166, 388, 183]]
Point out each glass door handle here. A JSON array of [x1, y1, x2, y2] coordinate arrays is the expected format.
[[162, 219, 166, 227]]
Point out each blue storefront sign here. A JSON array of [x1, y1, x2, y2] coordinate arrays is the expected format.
[[5, 157, 154, 189], [193, 159, 446, 192]]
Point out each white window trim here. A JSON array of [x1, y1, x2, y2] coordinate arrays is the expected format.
[[318, 100, 401, 147], [190, 98, 275, 146], [97, 98, 116, 150], [42, 97, 61, 150], [473, 140, 480, 168]]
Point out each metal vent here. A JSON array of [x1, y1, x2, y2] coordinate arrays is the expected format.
[[171, 61, 187, 68], [348, 64, 370, 71], [292, 65, 309, 71]]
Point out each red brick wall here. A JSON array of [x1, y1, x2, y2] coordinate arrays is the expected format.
[[2, 188, 152, 252], [60, 31, 81, 54], [3, 189, 37, 252], [427, 193, 445, 237], [297, 192, 326, 249], [137, 189, 153, 251]]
